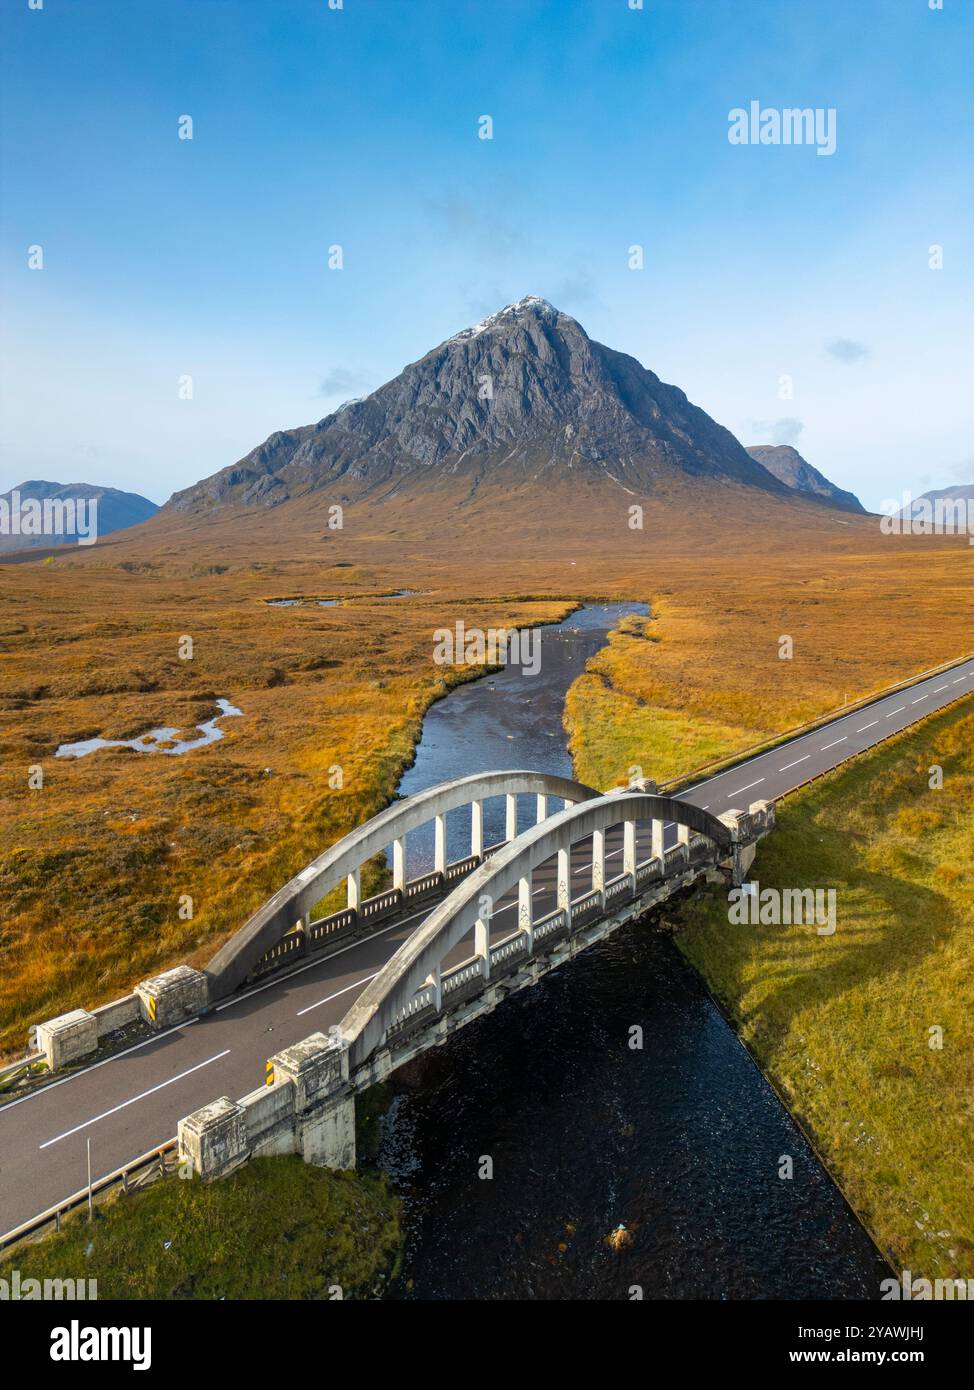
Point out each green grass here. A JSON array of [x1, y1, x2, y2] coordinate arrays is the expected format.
[[6, 1157, 401, 1300], [673, 700, 974, 1278]]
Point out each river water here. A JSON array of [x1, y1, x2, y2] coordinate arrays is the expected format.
[[381, 603, 888, 1300]]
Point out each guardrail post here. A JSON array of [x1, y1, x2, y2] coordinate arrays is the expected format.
[[505, 792, 518, 842], [434, 814, 447, 874]]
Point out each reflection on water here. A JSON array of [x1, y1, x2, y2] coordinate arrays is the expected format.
[[55, 697, 243, 759], [379, 602, 888, 1300]]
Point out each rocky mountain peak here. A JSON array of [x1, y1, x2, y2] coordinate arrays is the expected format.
[[165, 299, 797, 514]]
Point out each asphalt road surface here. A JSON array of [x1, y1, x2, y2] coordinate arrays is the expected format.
[[1, 654, 971, 1237]]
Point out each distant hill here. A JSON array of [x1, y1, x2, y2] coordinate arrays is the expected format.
[[895, 484, 974, 518], [0, 480, 158, 552], [745, 446, 865, 514]]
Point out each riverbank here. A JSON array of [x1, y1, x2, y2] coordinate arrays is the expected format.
[[671, 700, 974, 1280], [3, 1155, 401, 1299]]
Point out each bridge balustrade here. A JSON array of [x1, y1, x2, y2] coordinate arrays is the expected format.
[[209, 770, 599, 995]]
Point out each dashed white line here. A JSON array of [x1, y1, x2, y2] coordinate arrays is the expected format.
[[296, 974, 378, 1017], [934, 685, 949, 693], [885, 707, 906, 718], [912, 696, 928, 705], [856, 721, 879, 733], [820, 737, 847, 751], [39, 1050, 232, 1149], [778, 756, 811, 772], [730, 779, 765, 796]]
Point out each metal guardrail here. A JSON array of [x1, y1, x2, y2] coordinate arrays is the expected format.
[[0, 1139, 178, 1255], [0, 1053, 44, 1084]]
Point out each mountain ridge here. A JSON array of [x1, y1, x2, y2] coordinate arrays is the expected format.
[[745, 445, 865, 514]]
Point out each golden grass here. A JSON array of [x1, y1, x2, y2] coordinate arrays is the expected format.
[[2, 473, 973, 1056], [673, 701, 974, 1278]]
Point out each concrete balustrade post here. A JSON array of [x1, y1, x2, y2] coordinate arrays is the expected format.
[[592, 828, 606, 892], [518, 872, 533, 951], [347, 866, 361, 911], [556, 845, 571, 913], [536, 793, 548, 823], [475, 914, 491, 980], [677, 822, 690, 859], [434, 813, 447, 875], [505, 792, 518, 842], [623, 818, 637, 875], [651, 818, 664, 861], [426, 962, 442, 1012], [471, 800, 484, 858], [393, 836, 406, 891]]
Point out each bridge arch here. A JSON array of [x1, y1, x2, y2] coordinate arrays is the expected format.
[[338, 791, 735, 1069], [205, 769, 599, 996]]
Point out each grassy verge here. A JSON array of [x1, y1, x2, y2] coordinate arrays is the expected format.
[[5, 1156, 401, 1300], [672, 700, 974, 1278], [564, 606, 767, 788]]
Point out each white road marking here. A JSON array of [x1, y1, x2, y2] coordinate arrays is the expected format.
[[39, 1050, 232, 1149], [778, 756, 811, 772], [953, 677, 965, 684], [856, 721, 879, 733], [0, 1016, 202, 1116], [820, 737, 847, 751], [934, 685, 949, 693], [912, 696, 928, 704], [296, 974, 378, 1018], [885, 707, 906, 717], [730, 779, 765, 795]]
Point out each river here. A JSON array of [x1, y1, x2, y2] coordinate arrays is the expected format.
[[380, 602, 889, 1299]]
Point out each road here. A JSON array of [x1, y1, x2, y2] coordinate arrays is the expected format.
[[1, 655, 971, 1237]]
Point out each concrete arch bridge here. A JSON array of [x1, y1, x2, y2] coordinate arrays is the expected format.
[[180, 769, 772, 1177]]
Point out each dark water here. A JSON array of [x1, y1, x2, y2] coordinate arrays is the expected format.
[[381, 603, 889, 1300]]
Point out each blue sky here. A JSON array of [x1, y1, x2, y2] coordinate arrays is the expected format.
[[1, 0, 971, 508]]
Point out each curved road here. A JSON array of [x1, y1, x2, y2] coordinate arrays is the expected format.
[[1, 654, 972, 1239]]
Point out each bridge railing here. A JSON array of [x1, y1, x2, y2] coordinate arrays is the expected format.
[[211, 769, 599, 995]]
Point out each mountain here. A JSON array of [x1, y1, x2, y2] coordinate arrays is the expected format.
[[0, 481, 159, 552], [896, 484, 974, 518], [745, 445, 865, 514], [166, 297, 797, 515]]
